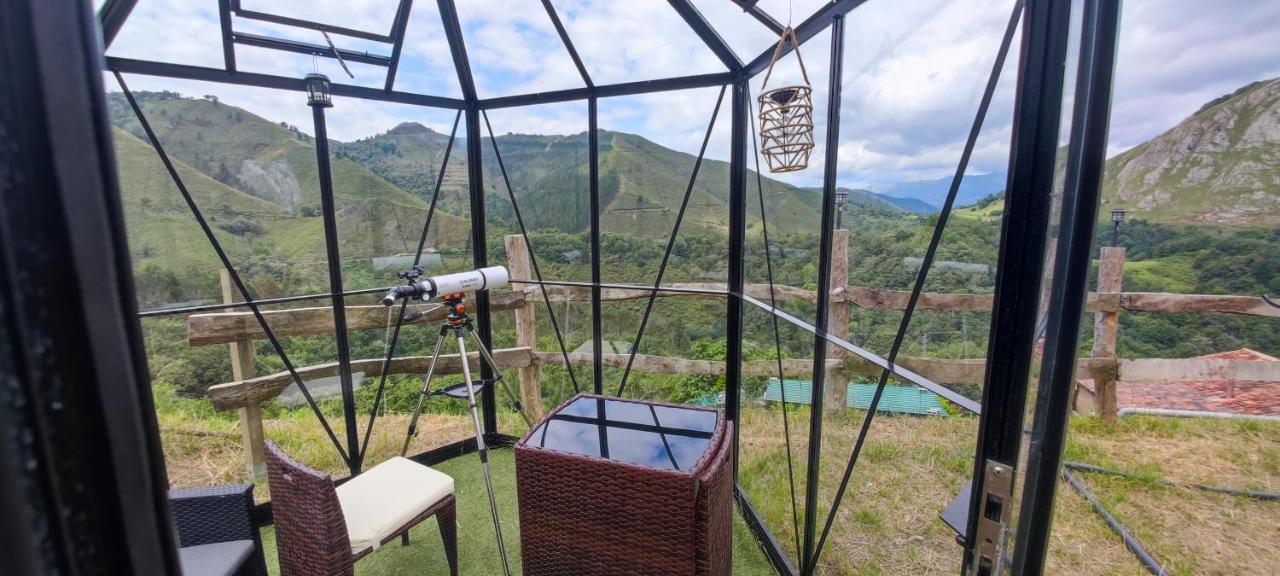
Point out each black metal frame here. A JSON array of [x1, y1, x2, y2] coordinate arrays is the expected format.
[[79, 0, 1117, 574], [962, 0, 1076, 572], [3, 0, 177, 572]]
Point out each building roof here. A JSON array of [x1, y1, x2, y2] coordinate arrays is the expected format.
[[763, 378, 948, 416], [1079, 348, 1280, 416]]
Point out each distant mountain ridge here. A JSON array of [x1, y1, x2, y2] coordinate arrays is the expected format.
[[868, 171, 1009, 212]]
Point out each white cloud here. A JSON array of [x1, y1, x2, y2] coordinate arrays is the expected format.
[[103, 0, 1280, 187]]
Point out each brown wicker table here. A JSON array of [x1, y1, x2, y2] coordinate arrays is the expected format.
[[515, 394, 733, 576]]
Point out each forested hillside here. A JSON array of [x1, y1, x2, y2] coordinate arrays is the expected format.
[[107, 84, 1277, 399]]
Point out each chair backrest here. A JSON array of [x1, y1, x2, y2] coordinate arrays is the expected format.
[[264, 441, 354, 576]]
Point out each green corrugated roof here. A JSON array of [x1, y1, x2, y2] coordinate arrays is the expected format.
[[762, 378, 948, 416]]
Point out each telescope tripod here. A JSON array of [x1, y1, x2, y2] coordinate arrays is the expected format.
[[398, 292, 525, 576]]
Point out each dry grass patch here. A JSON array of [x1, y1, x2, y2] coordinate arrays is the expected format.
[[155, 387, 1280, 575]]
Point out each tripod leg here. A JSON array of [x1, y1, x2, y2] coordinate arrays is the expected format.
[[455, 331, 512, 576], [400, 326, 448, 457], [466, 326, 533, 427]]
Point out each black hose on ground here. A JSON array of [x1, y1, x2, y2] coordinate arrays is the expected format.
[[1064, 461, 1280, 501], [1061, 468, 1168, 575]]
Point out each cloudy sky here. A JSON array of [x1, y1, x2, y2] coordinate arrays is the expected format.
[[103, 0, 1280, 188]]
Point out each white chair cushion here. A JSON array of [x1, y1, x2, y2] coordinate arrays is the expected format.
[[335, 456, 454, 554]]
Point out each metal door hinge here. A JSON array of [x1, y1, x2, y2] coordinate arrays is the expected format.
[[969, 459, 1014, 576]]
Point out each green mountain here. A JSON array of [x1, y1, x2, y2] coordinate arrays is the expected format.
[[337, 121, 907, 236], [107, 92, 471, 293], [953, 78, 1280, 227], [1102, 78, 1280, 226]]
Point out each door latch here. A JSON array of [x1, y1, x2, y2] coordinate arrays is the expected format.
[[969, 459, 1014, 576]]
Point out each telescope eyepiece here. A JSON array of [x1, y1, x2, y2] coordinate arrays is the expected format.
[[382, 284, 423, 306]]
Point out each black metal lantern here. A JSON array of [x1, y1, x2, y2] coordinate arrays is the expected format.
[[1110, 208, 1126, 246], [305, 73, 332, 108], [834, 190, 848, 229]]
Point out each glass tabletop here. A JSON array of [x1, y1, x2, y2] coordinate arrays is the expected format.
[[526, 396, 719, 472]]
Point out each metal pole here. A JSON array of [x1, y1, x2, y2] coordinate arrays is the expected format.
[[455, 329, 512, 576], [726, 76, 748, 480], [464, 105, 497, 435], [1011, 1, 1122, 572], [400, 326, 448, 456], [311, 101, 362, 475], [589, 96, 604, 394], [963, 0, 1075, 570], [468, 328, 532, 427], [802, 15, 845, 574]]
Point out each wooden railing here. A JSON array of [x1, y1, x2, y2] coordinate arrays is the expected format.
[[191, 236, 1280, 480]]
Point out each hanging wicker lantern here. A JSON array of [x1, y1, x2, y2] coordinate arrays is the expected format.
[[758, 27, 814, 173]]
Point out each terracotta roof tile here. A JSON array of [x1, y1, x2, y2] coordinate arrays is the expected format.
[[1079, 349, 1280, 416]]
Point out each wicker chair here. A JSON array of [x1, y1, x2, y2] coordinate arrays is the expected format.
[[170, 483, 267, 576], [265, 441, 458, 576]]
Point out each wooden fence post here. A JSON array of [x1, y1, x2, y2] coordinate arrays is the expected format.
[[1092, 247, 1124, 422], [220, 269, 266, 482], [505, 235, 545, 422], [825, 229, 850, 412]]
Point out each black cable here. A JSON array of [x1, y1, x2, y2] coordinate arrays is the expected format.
[[138, 285, 391, 317], [615, 84, 728, 397], [807, 2, 1023, 569], [1062, 469, 1169, 575], [748, 89, 804, 563], [114, 71, 351, 467], [1064, 461, 1280, 501], [480, 110, 581, 394], [358, 110, 462, 465]]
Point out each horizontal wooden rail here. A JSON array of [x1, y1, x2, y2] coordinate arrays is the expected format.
[[205, 348, 1278, 413], [188, 286, 1275, 347], [208, 346, 533, 411], [1118, 358, 1280, 382], [188, 292, 527, 346], [1119, 292, 1279, 317], [529, 351, 840, 378]]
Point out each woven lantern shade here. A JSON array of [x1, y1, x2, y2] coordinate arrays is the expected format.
[[757, 27, 815, 173]]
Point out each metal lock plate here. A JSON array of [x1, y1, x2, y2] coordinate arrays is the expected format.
[[970, 459, 1014, 576]]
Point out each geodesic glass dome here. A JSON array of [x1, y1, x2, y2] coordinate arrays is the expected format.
[[16, 0, 1120, 574]]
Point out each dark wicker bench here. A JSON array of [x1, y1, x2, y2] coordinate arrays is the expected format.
[[265, 441, 458, 576], [170, 483, 267, 576]]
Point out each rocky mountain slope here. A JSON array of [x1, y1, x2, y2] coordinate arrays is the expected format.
[[1103, 78, 1280, 225]]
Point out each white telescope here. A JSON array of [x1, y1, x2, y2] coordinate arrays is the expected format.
[[382, 266, 510, 306]]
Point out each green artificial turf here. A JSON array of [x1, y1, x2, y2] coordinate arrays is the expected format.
[[259, 448, 776, 575]]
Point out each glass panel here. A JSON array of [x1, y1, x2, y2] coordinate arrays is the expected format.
[[107, 2, 224, 67], [456, 1, 587, 98], [238, 0, 401, 36], [688, 0, 780, 63], [788, 0, 1024, 570], [737, 302, 817, 568], [595, 87, 730, 403], [481, 101, 592, 426], [391, 1, 464, 97], [755, 0, 832, 25], [234, 45, 393, 91], [744, 27, 833, 327], [554, 3, 727, 85], [315, 97, 477, 463], [1044, 1, 1280, 574], [327, 98, 470, 291]]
